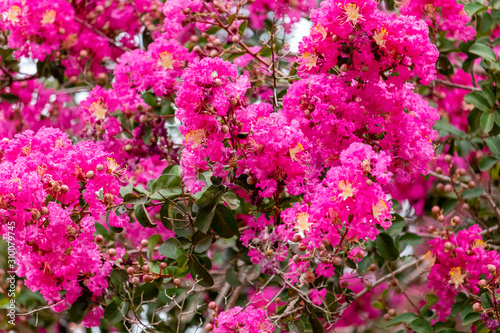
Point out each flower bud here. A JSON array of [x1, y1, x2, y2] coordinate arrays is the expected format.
[[366, 179, 373, 186], [86, 171, 95, 179], [139, 114, 148, 123], [160, 262, 167, 269], [356, 250, 365, 260], [487, 264, 496, 274], [431, 206, 440, 215], [361, 64, 369, 72], [59, 28, 66, 35], [96, 164, 104, 172], [348, 34, 355, 41], [141, 239, 149, 247], [435, 167, 443, 174], [292, 234, 302, 243], [41, 207, 49, 215], [478, 279, 488, 288], [193, 45, 202, 53], [444, 184, 453, 193], [95, 234, 104, 243], [213, 39, 222, 46], [230, 98, 238, 105], [340, 64, 348, 72], [79, 50, 89, 58], [61, 185, 69, 193], [437, 215, 445, 223], [444, 242, 454, 251], [143, 275, 152, 283], [246, 176, 256, 185], [142, 265, 150, 273], [210, 50, 219, 58], [127, 267, 135, 275], [436, 183, 444, 191], [190, 35, 199, 43], [208, 301, 217, 310], [214, 78, 222, 86], [95, 5, 104, 14], [444, 154, 452, 164], [173, 278, 182, 287], [132, 277, 140, 285], [388, 308, 397, 316], [451, 216, 461, 224], [468, 181, 476, 189], [221, 125, 230, 134], [462, 203, 470, 211], [124, 144, 133, 152], [70, 76, 78, 84], [231, 35, 240, 43], [205, 323, 214, 332], [332, 35, 339, 42], [298, 243, 307, 251], [107, 248, 117, 257], [369, 263, 377, 272], [332, 257, 342, 266], [473, 302, 482, 312]]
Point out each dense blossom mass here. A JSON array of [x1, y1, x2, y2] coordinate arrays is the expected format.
[[0, 0, 499, 331]]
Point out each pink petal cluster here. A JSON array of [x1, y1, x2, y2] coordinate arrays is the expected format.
[[0, 127, 125, 326], [213, 306, 274, 333], [400, 0, 475, 41]]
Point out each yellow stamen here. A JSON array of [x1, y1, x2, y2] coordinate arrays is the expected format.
[[373, 27, 387, 48], [314, 24, 328, 40], [185, 129, 205, 147], [372, 200, 388, 220], [89, 101, 107, 120], [338, 180, 354, 200], [343, 4, 364, 26], [159, 51, 175, 70], [296, 212, 311, 231], [41, 9, 56, 25], [289, 142, 304, 161], [449, 267, 466, 288], [301, 52, 318, 70], [6, 6, 21, 24]]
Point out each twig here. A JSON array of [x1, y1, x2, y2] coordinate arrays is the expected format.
[[74, 17, 130, 52], [434, 78, 481, 92]]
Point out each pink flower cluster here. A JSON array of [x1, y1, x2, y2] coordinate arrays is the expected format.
[[0, 0, 161, 76], [297, 0, 438, 85], [427, 225, 500, 319], [0, 79, 80, 139], [400, 0, 475, 41], [213, 306, 274, 333], [0, 127, 126, 326]]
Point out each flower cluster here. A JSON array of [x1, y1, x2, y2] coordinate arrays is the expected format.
[[427, 225, 500, 319], [0, 0, 161, 76], [0, 79, 80, 139], [213, 306, 274, 333], [0, 127, 125, 326], [297, 0, 438, 85], [400, 0, 475, 42]]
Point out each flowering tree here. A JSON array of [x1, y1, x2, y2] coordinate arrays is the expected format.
[[0, 0, 500, 332]]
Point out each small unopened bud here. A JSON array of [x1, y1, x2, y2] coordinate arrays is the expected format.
[[86, 170, 95, 179], [384, 313, 391, 321], [369, 263, 377, 272], [462, 203, 470, 211], [230, 98, 238, 105], [428, 226, 436, 233], [79, 50, 89, 58], [246, 176, 256, 185], [435, 167, 443, 174], [96, 164, 104, 172], [41, 207, 49, 215], [210, 50, 218, 58], [173, 278, 182, 287], [127, 267, 135, 275], [32, 209, 41, 220], [214, 78, 222, 86], [95, 5, 104, 14], [292, 234, 302, 243], [388, 308, 397, 317], [160, 262, 167, 269], [205, 323, 214, 332], [332, 257, 342, 266], [221, 125, 230, 134], [139, 114, 148, 123], [451, 216, 461, 224], [132, 277, 140, 285], [457, 168, 466, 176], [348, 34, 355, 41], [431, 206, 440, 215], [143, 275, 152, 283], [444, 184, 453, 193], [61, 185, 69, 193], [473, 302, 482, 312], [208, 301, 217, 310], [436, 183, 444, 191], [183, 7, 191, 14], [298, 243, 307, 251], [213, 39, 222, 46], [141, 239, 149, 247], [468, 181, 476, 189], [444, 242, 454, 251], [58, 28, 66, 35], [190, 35, 199, 43], [231, 35, 240, 43], [107, 248, 117, 257], [340, 64, 348, 72], [361, 64, 369, 72], [356, 250, 365, 260], [444, 154, 452, 164], [142, 265, 150, 273], [332, 35, 339, 42], [95, 234, 104, 243], [341, 280, 349, 288], [366, 179, 373, 186], [193, 45, 202, 53], [478, 279, 488, 288], [437, 215, 445, 223], [69, 76, 78, 84], [275, 297, 282, 303], [487, 264, 497, 274], [154, 213, 161, 221]]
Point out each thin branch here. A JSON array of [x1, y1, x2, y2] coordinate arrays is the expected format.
[[434, 78, 481, 92]]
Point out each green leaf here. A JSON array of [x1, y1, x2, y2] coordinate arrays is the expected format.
[[189, 256, 214, 287], [147, 234, 162, 258], [388, 312, 419, 326], [398, 233, 423, 250], [225, 266, 241, 287], [462, 312, 481, 325], [158, 238, 185, 259], [104, 298, 130, 324], [426, 294, 439, 306], [110, 269, 130, 295], [372, 301, 384, 309], [194, 206, 216, 234], [134, 204, 157, 228], [465, 2, 486, 16], [212, 205, 239, 238], [480, 112, 496, 133], [485, 137, 500, 156], [258, 47, 272, 57], [465, 92, 491, 113], [0, 93, 20, 104], [479, 156, 498, 171], [205, 26, 220, 34], [152, 174, 182, 193], [309, 312, 326, 333], [442, 199, 458, 215], [434, 118, 466, 137], [196, 185, 225, 209], [192, 231, 213, 253], [479, 12, 493, 32], [142, 93, 157, 107], [69, 292, 92, 324], [132, 283, 159, 306], [481, 292, 494, 309], [238, 21, 247, 35], [469, 43, 497, 62], [411, 319, 433, 333], [375, 233, 399, 261], [149, 187, 183, 200], [461, 186, 485, 199]]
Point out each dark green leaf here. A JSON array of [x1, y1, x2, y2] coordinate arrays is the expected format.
[[309, 312, 326, 333], [485, 137, 500, 156], [225, 266, 241, 287], [69, 292, 92, 324], [464, 2, 486, 16], [134, 204, 156, 228], [410, 318, 433, 333], [0, 93, 20, 104], [147, 234, 162, 258], [387, 312, 419, 326], [152, 174, 182, 192], [189, 256, 214, 287], [479, 156, 498, 171], [461, 186, 485, 200], [465, 92, 491, 113], [469, 43, 496, 62], [158, 238, 185, 259], [481, 293, 494, 309], [426, 294, 439, 306], [192, 231, 213, 253], [212, 205, 239, 238], [375, 233, 399, 261], [442, 199, 458, 215], [480, 112, 495, 133], [462, 312, 481, 325], [111, 269, 130, 295], [142, 93, 157, 107], [104, 298, 130, 324], [238, 21, 247, 35], [132, 283, 159, 306]]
